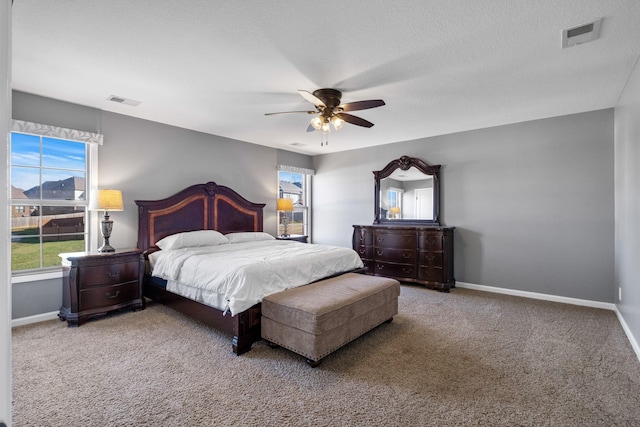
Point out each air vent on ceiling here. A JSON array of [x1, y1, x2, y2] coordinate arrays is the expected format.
[[107, 95, 141, 106], [562, 18, 602, 48]]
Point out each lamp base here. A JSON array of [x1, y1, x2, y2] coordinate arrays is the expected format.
[[99, 213, 115, 253], [97, 242, 115, 253]]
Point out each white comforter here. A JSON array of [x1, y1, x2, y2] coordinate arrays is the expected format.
[[150, 240, 364, 316]]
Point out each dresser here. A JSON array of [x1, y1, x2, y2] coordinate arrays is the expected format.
[[352, 225, 455, 292], [58, 249, 145, 326]]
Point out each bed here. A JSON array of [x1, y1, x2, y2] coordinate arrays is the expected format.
[[136, 181, 363, 355]]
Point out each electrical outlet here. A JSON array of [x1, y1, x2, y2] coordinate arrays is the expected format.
[[619, 287, 622, 302]]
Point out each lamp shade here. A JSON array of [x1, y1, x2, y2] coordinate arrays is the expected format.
[[277, 198, 294, 212], [89, 189, 124, 211], [390, 207, 401, 214]]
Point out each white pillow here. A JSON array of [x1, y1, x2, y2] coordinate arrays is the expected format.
[[225, 232, 275, 244], [156, 230, 229, 250]]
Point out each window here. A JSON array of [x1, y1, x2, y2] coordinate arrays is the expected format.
[[387, 187, 404, 219], [10, 121, 101, 273], [277, 165, 313, 239]]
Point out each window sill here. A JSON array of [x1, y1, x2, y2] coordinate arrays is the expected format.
[[12, 269, 63, 284]]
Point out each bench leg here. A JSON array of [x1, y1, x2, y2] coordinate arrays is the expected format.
[[265, 340, 321, 367], [265, 340, 279, 349], [306, 358, 321, 368]]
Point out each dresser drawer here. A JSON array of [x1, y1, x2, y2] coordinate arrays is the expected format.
[[353, 228, 373, 245], [79, 281, 140, 310], [418, 251, 443, 267], [355, 245, 374, 260], [418, 265, 444, 282], [418, 233, 443, 251], [375, 247, 416, 263], [374, 231, 416, 248], [79, 261, 140, 288], [362, 260, 375, 275], [374, 262, 416, 279]]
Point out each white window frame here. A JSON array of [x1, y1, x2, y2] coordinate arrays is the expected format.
[[10, 120, 101, 276], [277, 165, 314, 241]]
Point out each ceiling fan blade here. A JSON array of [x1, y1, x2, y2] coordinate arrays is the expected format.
[[306, 123, 315, 132], [298, 90, 327, 108], [338, 113, 375, 128], [338, 99, 385, 112], [264, 110, 316, 116]]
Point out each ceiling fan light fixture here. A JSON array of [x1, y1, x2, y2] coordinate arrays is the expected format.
[[320, 119, 331, 134], [330, 115, 345, 130], [310, 116, 323, 130], [266, 88, 385, 142]]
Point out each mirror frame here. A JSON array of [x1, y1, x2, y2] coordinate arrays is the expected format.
[[374, 155, 441, 225]]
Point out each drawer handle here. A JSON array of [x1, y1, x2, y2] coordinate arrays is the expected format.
[[106, 290, 120, 299], [425, 255, 435, 261], [403, 238, 412, 244], [107, 272, 120, 278], [358, 248, 366, 255], [376, 250, 384, 256], [402, 252, 412, 259], [376, 237, 384, 243], [402, 267, 413, 274], [376, 264, 384, 270], [426, 239, 436, 246]]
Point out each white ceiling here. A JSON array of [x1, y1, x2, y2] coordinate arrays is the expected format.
[[11, 0, 640, 156]]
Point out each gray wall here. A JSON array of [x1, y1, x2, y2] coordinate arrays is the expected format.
[[615, 56, 640, 346], [11, 91, 618, 319], [11, 91, 312, 319], [11, 277, 61, 319], [313, 109, 615, 303]]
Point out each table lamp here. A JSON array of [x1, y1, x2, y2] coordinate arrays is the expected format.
[[89, 189, 124, 252], [277, 198, 294, 237]]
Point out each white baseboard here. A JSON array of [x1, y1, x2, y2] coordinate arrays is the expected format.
[[456, 281, 640, 362], [614, 306, 640, 362], [456, 281, 616, 310], [11, 311, 59, 328]]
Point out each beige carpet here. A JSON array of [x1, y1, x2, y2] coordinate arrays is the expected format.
[[11, 286, 640, 426]]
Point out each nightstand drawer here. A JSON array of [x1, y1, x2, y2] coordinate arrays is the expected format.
[[79, 281, 140, 310], [79, 261, 140, 288]]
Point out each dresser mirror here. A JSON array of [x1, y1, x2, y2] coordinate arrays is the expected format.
[[374, 156, 440, 225]]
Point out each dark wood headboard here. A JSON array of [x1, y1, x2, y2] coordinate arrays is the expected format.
[[135, 182, 266, 251]]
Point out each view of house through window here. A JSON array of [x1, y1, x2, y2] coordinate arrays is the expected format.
[[278, 168, 311, 238], [11, 132, 89, 272]]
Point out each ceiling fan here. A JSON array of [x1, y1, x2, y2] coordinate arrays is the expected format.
[[265, 88, 385, 145]]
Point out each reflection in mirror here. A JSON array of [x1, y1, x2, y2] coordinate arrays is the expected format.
[[374, 156, 440, 225], [380, 170, 434, 220]]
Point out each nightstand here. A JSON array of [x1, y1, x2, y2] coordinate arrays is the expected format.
[[58, 249, 145, 327], [276, 235, 308, 243]]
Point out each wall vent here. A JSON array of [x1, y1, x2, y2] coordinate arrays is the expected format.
[[107, 95, 141, 106], [562, 18, 602, 48]]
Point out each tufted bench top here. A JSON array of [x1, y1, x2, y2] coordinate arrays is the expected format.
[[262, 273, 400, 336]]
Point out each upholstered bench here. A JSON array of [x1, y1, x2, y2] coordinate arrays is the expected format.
[[261, 273, 400, 366]]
